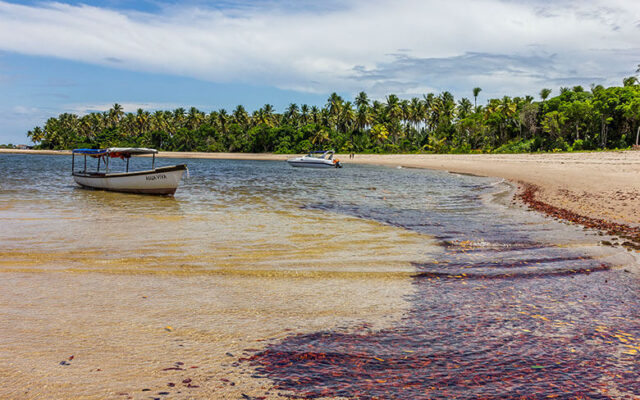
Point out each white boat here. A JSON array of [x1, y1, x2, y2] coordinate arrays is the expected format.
[[72, 148, 187, 195], [287, 150, 342, 168]]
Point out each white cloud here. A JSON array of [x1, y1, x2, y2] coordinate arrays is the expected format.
[[12, 105, 41, 115], [0, 0, 638, 99], [67, 102, 184, 115]]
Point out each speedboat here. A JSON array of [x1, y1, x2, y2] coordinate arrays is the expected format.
[[72, 148, 187, 195], [287, 150, 342, 168]]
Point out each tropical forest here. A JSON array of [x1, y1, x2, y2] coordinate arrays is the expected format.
[[26, 77, 640, 154]]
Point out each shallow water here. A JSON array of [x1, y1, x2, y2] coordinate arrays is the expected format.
[[0, 154, 638, 399]]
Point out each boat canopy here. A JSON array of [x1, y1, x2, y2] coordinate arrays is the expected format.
[[72, 148, 158, 156], [310, 150, 334, 154], [72, 148, 108, 155], [107, 147, 158, 155]]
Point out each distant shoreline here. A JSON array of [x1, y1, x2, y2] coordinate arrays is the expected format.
[[2, 149, 639, 243]]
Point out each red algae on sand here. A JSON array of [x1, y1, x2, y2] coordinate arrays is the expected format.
[[517, 183, 640, 250]]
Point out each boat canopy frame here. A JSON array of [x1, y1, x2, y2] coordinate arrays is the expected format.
[[72, 148, 159, 174]]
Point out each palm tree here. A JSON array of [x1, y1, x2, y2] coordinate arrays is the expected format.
[[371, 100, 385, 124], [135, 109, 151, 137], [472, 87, 482, 109], [338, 101, 356, 134], [262, 104, 275, 127], [108, 103, 124, 127], [284, 103, 300, 126], [385, 95, 402, 120], [327, 92, 343, 129], [355, 104, 372, 133], [232, 105, 249, 129], [172, 108, 186, 132], [218, 109, 229, 134], [355, 91, 370, 109], [623, 76, 639, 87], [310, 128, 329, 149], [27, 126, 44, 144], [78, 115, 94, 142], [310, 106, 320, 125], [151, 110, 168, 133], [422, 93, 435, 131], [385, 95, 403, 144], [539, 88, 552, 101], [409, 97, 423, 131], [457, 98, 473, 120], [300, 104, 310, 126], [498, 96, 517, 141], [186, 107, 204, 130]]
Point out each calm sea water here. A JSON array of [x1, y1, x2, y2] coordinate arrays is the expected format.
[[0, 154, 638, 399]]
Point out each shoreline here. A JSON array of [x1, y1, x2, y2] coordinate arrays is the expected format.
[[3, 149, 639, 243]]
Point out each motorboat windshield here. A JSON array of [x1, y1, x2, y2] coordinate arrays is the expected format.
[[306, 150, 334, 159]]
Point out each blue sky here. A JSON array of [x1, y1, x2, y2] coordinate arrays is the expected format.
[[0, 0, 639, 144]]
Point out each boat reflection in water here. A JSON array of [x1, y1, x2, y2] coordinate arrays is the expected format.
[[71, 148, 187, 195]]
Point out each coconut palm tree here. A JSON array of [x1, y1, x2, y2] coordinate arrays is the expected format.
[[108, 103, 124, 128], [186, 107, 204, 131], [385, 95, 403, 144], [151, 110, 167, 133], [232, 105, 250, 129], [262, 104, 275, 127], [310, 106, 320, 125], [284, 103, 300, 127], [327, 92, 343, 129], [355, 91, 370, 109], [300, 104, 310, 125], [218, 109, 229, 135], [371, 100, 385, 124], [172, 108, 186, 132], [457, 98, 473, 120], [135, 109, 152, 137], [310, 128, 329, 148], [27, 126, 44, 144], [539, 88, 552, 101], [338, 101, 356, 134], [355, 103, 372, 133], [408, 97, 423, 131], [472, 87, 482, 109]]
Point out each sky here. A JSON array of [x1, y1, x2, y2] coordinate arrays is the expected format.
[[0, 0, 638, 144]]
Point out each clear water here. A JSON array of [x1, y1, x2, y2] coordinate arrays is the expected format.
[[0, 154, 638, 399]]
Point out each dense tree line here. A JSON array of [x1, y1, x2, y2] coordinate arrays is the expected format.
[[27, 78, 640, 154]]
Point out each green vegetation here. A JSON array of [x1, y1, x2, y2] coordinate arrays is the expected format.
[[27, 78, 640, 154]]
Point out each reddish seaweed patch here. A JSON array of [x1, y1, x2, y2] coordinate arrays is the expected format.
[[245, 237, 640, 399], [243, 174, 640, 399], [412, 263, 610, 280], [517, 183, 640, 249]]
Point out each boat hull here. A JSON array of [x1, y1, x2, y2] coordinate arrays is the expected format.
[[287, 159, 336, 168], [73, 165, 186, 195]]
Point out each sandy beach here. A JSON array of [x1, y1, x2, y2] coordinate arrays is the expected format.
[[4, 149, 639, 227]]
